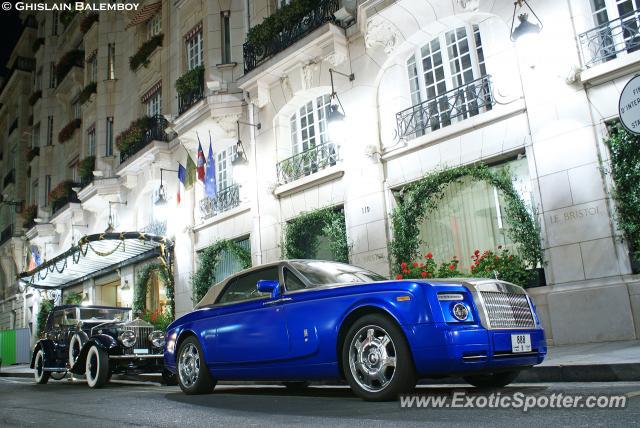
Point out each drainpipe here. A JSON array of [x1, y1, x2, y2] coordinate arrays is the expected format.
[[248, 100, 263, 264]]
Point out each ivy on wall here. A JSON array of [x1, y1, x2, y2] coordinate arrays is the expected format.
[[63, 292, 83, 305], [282, 207, 349, 263], [389, 164, 543, 274], [191, 240, 252, 304], [604, 123, 640, 262], [36, 299, 54, 337], [133, 262, 175, 318]]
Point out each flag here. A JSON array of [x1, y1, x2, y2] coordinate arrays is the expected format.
[[185, 153, 196, 189], [205, 140, 217, 199], [27, 245, 42, 271], [177, 162, 186, 205], [196, 138, 206, 182]]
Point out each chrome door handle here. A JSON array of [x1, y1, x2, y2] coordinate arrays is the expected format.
[[263, 297, 293, 306]]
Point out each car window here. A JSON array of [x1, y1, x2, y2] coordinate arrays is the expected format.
[[52, 310, 64, 328], [290, 261, 387, 287], [63, 308, 77, 325], [217, 267, 278, 304], [284, 268, 306, 292]]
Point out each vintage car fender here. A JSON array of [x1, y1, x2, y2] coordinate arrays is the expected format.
[[30, 339, 57, 369], [70, 334, 119, 374]]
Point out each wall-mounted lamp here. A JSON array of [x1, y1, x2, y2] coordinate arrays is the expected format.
[[121, 279, 130, 291], [105, 201, 127, 233], [234, 120, 261, 166], [510, 0, 543, 42], [328, 68, 355, 140], [154, 168, 178, 221]]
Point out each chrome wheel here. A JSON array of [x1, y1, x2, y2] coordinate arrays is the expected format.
[[348, 325, 397, 393], [178, 343, 200, 388]]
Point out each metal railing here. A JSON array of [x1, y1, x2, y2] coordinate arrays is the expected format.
[[199, 184, 241, 220], [3, 169, 15, 188], [119, 115, 170, 164], [579, 11, 640, 67], [396, 75, 494, 142], [243, 0, 339, 73], [178, 71, 205, 116], [0, 224, 14, 246], [276, 141, 340, 185], [143, 220, 167, 236], [51, 191, 80, 215]]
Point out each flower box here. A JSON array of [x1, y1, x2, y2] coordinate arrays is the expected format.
[[58, 118, 82, 144], [130, 34, 163, 71]]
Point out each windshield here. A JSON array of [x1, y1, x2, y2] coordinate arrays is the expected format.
[[79, 308, 130, 322], [290, 261, 387, 287]]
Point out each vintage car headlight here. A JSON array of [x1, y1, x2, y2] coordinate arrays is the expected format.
[[118, 330, 136, 348], [148, 331, 165, 348], [452, 303, 469, 321]]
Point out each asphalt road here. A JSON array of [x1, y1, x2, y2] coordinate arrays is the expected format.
[[0, 377, 639, 427]]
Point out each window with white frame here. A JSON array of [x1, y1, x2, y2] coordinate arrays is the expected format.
[[186, 28, 203, 70], [290, 95, 332, 154], [585, 0, 640, 63], [73, 99, 81, 120], [216, 145, 237, 192], [87, 127, 96, 156], [146, 90, 162, 117], [107, 43, 115, 79], [402, 24, 491, 139], [147, 13, 161, 39], [221, 11, 232, 64]]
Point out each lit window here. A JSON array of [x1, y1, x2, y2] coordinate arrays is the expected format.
[[186, 29, 203, 70], [107, 43, 115, 79], [216, 145, 237, 192], [147, 14, 161, 39], [289, 95, 333, 154]]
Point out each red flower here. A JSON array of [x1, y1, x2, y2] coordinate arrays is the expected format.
[[396, 274, 403, 280], [495, 256, 499, 260], [426, 252, 433, 259], [401, 262, 407, 269], [413, 262, 419, 268], [474, 249, 480, 256], [421, 271, 427, 278], [426, 272, 432, 278], [449, 264, 455, 271], [509, 255, 513, 260]]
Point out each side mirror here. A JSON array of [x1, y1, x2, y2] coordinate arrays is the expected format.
[[257, 280, 280, 298]]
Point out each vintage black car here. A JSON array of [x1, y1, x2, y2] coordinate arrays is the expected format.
[[31, 304, 175, 387]]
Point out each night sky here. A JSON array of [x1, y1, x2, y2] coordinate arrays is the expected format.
[[0, 10, 24, 77]]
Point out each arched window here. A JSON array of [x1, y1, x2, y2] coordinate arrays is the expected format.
[[400, 24, 492, 140]]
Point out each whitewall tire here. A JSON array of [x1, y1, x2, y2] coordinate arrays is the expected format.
[[34, 349, 50, 385], [68, 333, 84, 369], [85, 345, 109, 388]]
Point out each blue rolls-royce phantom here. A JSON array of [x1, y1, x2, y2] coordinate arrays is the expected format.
[[164, 260, 546, 401]]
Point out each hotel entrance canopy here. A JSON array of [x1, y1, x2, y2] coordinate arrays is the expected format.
[[18, 232, 173, 289]]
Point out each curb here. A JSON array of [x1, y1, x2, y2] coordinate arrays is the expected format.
[[3, 363, 640, 383]]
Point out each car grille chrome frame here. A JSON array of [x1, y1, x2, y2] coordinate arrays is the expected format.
[[467, 281, 536, 330], [122, 325, 154, 353]]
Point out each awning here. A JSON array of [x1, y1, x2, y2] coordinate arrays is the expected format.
[[125, 2, 161, 29], [18, 232, 173, 289]]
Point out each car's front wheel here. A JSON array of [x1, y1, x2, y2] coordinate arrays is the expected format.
[[342, 314, 416, 401], [177, 337, 215, 394], [33, 349, 50, 385], [85, 345, 109, 388], [463, 370, 520, 388]]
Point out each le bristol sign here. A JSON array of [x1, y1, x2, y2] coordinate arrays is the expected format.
[[619, 75, 640, 134]]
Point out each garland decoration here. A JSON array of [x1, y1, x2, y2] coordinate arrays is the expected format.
[[389, 164, 543, 273], [191, 240, 252, 303], [282, 207, 349, 263]]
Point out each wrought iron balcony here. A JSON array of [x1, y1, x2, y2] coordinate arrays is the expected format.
[[579, 11, 640, 67], [396, 75, 494, 142], [276, 141, 340, 185], [177, 68, 205, 116], [3, 169, 15, 188], [243, 0, 339, 74], [199, 184, 241, 220], [143, 220, 167, 236], [119, 115, 170, 164], [0, 224, 14, 246], [52, 192, 80, 215]]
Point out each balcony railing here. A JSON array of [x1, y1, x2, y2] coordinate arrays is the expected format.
[[579, 11, 640, 68], [3, 169, 15, 188], [0, 224, 14, 246], [199, 184, 241, 220], [119, 115, 170, 164], [396, 75, 494, 142], [243, 0, 339, 74], [178, 69, 205, 116], [51, 191, 80, 215], [276, 141, 340, 185]]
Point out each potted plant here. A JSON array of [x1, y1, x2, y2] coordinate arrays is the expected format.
[[175, 65, 204, 97], [129, 34, 164, 70], [116, 116, 154, 153], [58, 118, 82, 144]]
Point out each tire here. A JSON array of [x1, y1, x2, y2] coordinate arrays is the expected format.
[[176, 336, 215, 395], [33, 349, 50, 385], [68, 333, 84, 369], [282, 381, 310, 391], [85, 345, 109, 388], [463, 370, 520, 388], [342, 314, 416, 401], [162, 368, 178, 386]]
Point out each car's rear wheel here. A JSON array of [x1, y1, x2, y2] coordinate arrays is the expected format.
[[342, 314, 416, 401], [85, 345, 109, 388], [463, 370, 520, 388], [177, 337, 215, 394], [34, 349, 50, 385]]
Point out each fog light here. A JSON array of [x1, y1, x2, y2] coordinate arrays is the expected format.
[[452, 303, 469, 321]]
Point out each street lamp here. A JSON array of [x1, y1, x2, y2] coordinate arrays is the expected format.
[[328, 68, 355, 141], [105, 201, 127, 233], [154, 168, 177, 222], [510, 0, 543, 42]]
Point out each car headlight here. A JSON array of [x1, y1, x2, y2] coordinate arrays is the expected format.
[[118, 330, 136, 348], [148, 331, 165, 348], [452, 303, 469, 321]]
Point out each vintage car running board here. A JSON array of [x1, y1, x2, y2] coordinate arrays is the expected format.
[[108, 354, 164, 359]]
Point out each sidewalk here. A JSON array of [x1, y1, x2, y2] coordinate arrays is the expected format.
[[2, 340, 639, 383]]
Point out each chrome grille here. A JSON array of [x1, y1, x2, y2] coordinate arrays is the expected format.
[[479, 291, 535, 329], [123, 326, 154, 351]]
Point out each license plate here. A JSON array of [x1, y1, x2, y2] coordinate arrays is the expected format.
[[511, 334, 531, 353], [133, 348, 148, 355]]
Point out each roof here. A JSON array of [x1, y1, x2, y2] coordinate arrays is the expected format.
[[18, 232, 173, 289]]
